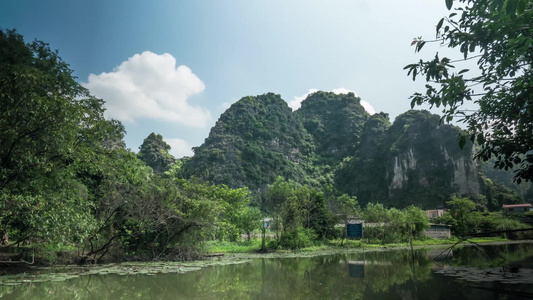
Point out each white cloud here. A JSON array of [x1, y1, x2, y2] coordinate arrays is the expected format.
[[288, 88, 318, 110], [220, 97, 238, 111], [165, 138, 193, 158], [360, 101, 376, 115], [330, 87, 355, 95], [83, 51, 210, 127], [289, 88, 375, 115]]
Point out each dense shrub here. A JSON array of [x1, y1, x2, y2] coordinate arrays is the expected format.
[[360, 203, 429, 244]]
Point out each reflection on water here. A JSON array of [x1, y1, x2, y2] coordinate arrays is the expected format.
[[0, 243, 532, 300], [348, 261, 365, 278]]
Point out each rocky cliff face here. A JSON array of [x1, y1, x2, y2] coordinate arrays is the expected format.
[[389, 146, 480, 194], [336, 110, 482, 209], [448, 148, 481, 195], [385, 111, 481, 208]]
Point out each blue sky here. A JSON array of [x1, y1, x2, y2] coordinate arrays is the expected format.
[[1, 0, 457, 157]]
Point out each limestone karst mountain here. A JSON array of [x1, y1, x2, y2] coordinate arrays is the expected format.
[[182, 93, 314, 192], [180, 91, 522, 209]]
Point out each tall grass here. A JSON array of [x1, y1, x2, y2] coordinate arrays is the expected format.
[[205, 236, 509, 254], [205, 240, 263, 253]]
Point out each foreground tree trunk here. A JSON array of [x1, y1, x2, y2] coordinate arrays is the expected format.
[[1, 230, 8, 246]]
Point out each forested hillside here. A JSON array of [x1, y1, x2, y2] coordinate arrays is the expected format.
[[182, 93, 315, 191], [296, 91, 369, 166], [183, 92, 525, 209], [336, 110, 481, 209]]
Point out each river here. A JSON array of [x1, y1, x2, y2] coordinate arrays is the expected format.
[[0, 243, 532, 299]]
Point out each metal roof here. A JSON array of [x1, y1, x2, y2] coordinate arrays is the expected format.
[[502, 204, 532, 208]]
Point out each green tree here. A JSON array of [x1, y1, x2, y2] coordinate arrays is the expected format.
[[440, 195, 526, 236], [0, 29, 108, 191], [123, 178, 220, 260], [238, 206, 262, 240], [361, 204, 405, 243], [361, 203, 430, 243], [265, 178, 336, 249], [361, 203, 390, 223], [405, 0, 533, 182], [300, 188, 336, 240], [404, 205, 430, 237], [0, 29, 124, 248], [263, 176, 296, 212], [331, 194, 360, 216], [446, 196, 477, 235], [77, 149, 153, 262], [211, 184, 252, 241], [138, 133, 175, 174]]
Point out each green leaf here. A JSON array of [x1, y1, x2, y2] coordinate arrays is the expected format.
[[410, 99, 417, 109], [445, 0, 453, 10], [416, 41, 426, 52], [458, 69, 469, 74], [460, 42, 468, 56], [436, 18, 444, 33]]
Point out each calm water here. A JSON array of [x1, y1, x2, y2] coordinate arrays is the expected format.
[[1, 243, 532, 299]]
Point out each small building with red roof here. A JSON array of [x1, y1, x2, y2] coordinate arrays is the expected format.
[[502, 203, 532, 214]]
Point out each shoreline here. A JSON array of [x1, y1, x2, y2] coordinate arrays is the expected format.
[[221, 239, 533, 260], [0, 239, 531, 286]]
